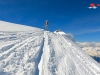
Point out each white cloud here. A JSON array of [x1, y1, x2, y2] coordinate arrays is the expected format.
[[85, 29, 100, 33], [77, 42, 100, 47], [88, 7, 93, 9], [75, 28, 100, 35], [88, 6, 98, 9], [93, 6, 98, 9]]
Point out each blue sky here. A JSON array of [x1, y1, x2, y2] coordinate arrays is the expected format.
[[0, 0, 100, 42]]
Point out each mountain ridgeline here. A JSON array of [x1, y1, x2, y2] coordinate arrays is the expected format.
[[0, 20, 100, 75]]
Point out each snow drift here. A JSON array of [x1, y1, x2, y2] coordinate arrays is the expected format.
[[0, 20, 100, 75]]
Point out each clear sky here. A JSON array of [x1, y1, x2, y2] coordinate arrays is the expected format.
[[0, 0, 100, 42]]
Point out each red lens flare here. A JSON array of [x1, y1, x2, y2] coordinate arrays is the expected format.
[[90, 3, 95, 7], [97, 4, 100, 6]]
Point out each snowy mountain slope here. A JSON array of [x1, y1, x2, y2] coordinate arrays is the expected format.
[[0, 21, 100, 75], [39, 31, 100, 75], [0, 30, 44, 75]]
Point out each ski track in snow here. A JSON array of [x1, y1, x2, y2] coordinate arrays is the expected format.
[[39, 31, 100, 75], [0, 30, 100, 75], [0, 30, 44, 75]]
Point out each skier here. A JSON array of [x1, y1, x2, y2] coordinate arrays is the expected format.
[[44, 20, 48, 30]]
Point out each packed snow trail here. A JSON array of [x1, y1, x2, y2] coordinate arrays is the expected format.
[[0, 20, 100, 75]]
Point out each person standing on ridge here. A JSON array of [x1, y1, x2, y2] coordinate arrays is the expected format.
[[44, 20, 48, 30]]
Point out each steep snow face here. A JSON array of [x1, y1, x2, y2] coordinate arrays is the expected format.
[[0, 21, 100, 75]]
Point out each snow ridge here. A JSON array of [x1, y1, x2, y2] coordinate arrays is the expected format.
[[39, 31, 100, 75], [0, 21, 100, 75]]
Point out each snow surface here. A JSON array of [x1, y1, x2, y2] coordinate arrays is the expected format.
[[0, 21, 100, 75], [0, 20, 40, 31]]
